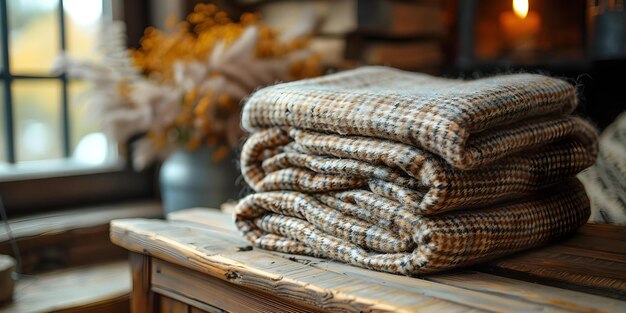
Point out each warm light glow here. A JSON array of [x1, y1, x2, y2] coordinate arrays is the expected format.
[[64, 0, 102, 25], [513, 0, 529, 19]]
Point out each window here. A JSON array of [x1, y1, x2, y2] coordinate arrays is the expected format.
[[1, 0, 115, 167], [0, 0, 156, 217]]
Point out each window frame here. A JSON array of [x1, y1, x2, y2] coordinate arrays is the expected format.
[[0, 0, 157, 218]]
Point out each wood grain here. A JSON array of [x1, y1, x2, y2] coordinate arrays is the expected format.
[[190, 308, 212, 313], [483, 225, 626, 300], [168, 209, 626, 312], [284, 250, 626, 313], [0, 224, 130, 274], [0, 255, 15, 305], [112, 217, 626, 313], [112, 219, 475, 313], [0, 261, 130, 313], [167, 208, 237, 232], [0, 200, 161, 242], [130, 252, 152, 313], [152, 258, 322, 313], [576, 223, 626, 241], [0, 201, 161, 274], [426, 272, 626, 313], [171, 209, 626, 301], [158, 296, 189, 313], [153, 288, 224, 313], [53, 294, 130, 313]]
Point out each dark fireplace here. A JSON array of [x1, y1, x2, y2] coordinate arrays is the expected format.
[[446, 0, 626, 129]]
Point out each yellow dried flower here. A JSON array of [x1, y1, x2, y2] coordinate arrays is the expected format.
[[130, 3, 321, 156], [194, 93, 213, 116], [212, 145, 230, 162], [186, 136, 202, 151], [183, 88, 199, 106], [217, 94, 230, 107]]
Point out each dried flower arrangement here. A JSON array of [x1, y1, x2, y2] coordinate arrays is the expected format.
[[56, 4, 321, 169]]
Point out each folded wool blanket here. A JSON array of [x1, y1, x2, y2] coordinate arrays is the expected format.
[[235, 180, 590, 274], [579, 111, 626, 225], [242, 66, 584, 169], [241, 126, 597, 214], [236, 67, 597, 274]]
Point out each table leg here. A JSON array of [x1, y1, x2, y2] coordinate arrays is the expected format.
[[130, 252, 153, 313]]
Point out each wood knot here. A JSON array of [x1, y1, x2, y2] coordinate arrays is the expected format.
[[225, 270, 241, 281], [237, 245, 253, 252], [287, 256, 313, 265]]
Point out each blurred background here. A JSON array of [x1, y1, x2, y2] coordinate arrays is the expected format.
[[3, 0, 106, 164], [0, 0, 623, 215], [0, 0, 625, 311], [2, 0, 625, 174], [0, 0, 623, 214]]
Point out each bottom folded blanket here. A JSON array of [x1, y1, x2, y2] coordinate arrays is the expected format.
[[235, 179, 590, 274]]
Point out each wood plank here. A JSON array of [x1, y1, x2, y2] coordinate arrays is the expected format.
[[483, 240, 626, 299], [51, 294, 129, 313], [577, 223, 626, 242], [111, 219, 479, 313], [273, 258, 537, 313], [167, 208, 237, 232], [191, 308, 212, 313], [0, 255, 15, 304], [158, 296, 189, 313], [0, 200, 162, 242], [291, 252, 626, 313], [426, 272, 626, 313], [0, 261, 130, 313], [563, 235, 626, 255], [0, 201, 162, 274], [153, 288, 224, 313], [112, 218, 626, 312], [130, 253, 152, 313], [0, 224, 128, 274], [166, 209, 626, 312], [152, 258, 322, 313]]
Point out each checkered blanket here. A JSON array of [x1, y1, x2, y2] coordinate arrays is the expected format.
[[242, 66, 584, 169], [241, 127, 596, 214], [235, 67, 598, 274], [236, 181, 589, 274]]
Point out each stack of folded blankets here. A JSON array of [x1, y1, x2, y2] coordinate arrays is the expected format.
[[235, 66, 599, 274]]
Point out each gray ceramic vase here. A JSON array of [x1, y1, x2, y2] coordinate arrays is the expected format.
[[159, 146, 240, 214]]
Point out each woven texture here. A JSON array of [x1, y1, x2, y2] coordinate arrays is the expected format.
[[242, 66, 582, 169], [241, 127, 596, 214], [236, 181, 590, 274], [236, 67, 597, 274], [579, 111, 626, 225]]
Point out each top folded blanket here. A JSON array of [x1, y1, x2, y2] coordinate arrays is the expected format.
[[242, 66, 581, 169]]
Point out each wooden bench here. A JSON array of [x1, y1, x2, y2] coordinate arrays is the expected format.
[[0, 201, 161, 274], [111, 209, 626, 313], [0, 201, 161, 313], [0, 261, 131, 313]]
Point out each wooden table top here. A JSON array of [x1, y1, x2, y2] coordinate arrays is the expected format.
[[110, 209, 626, 313]]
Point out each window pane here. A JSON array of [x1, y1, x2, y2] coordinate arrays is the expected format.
[[69, 80, 111, 165], [65, 0, 106, 61], [8, 0, 60, 74], [0, 85, 5, 163], [14, 80, 62, 162], [0, 13, 4, 73]]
